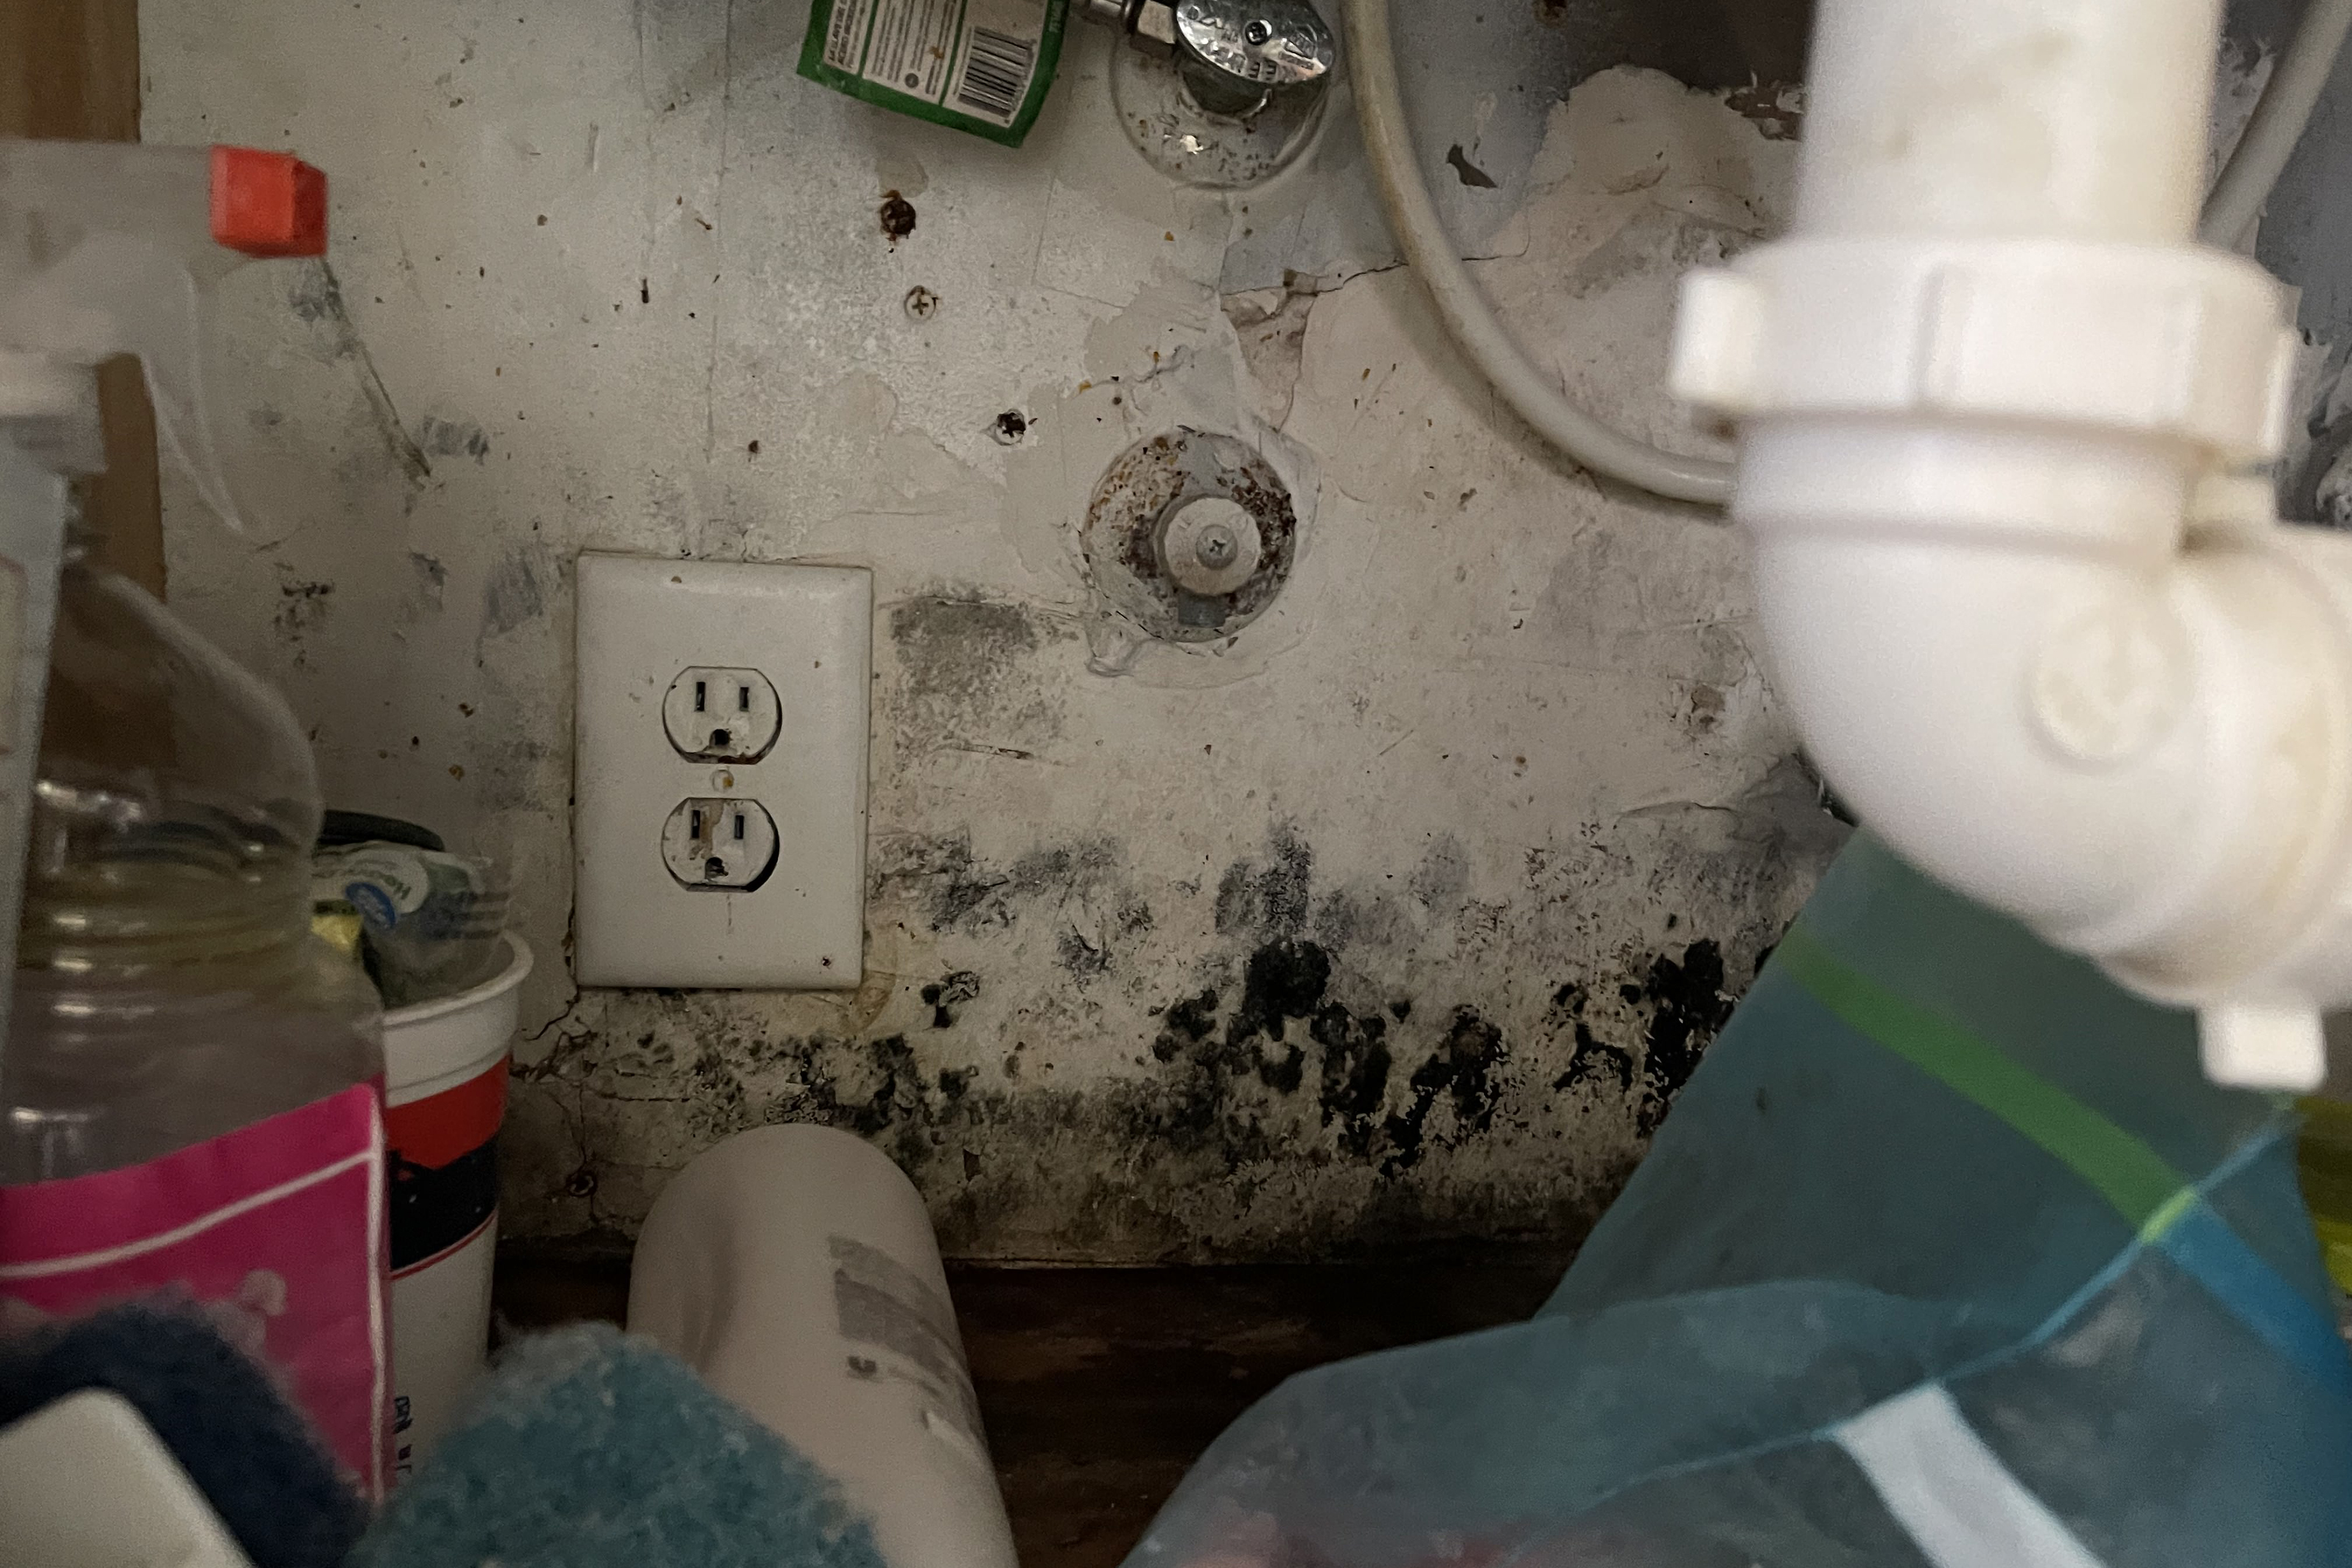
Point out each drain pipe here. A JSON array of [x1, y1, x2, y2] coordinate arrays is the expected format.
[[1673, 0, 2352, 1089]]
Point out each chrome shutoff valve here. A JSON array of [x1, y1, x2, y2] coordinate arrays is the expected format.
[[1081, 0, 1333, 116]]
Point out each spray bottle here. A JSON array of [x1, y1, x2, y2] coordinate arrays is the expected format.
[[0, 142, 390, 1495]]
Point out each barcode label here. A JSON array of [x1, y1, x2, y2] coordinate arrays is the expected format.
[[799, 0, 1064, 146], [953, 27, 1036, 124]]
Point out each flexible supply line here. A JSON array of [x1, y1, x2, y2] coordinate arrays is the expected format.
[[1341, 0, 1735, 505], [2203, 0, 2352, 246], [1344, 0, 2352, 508]]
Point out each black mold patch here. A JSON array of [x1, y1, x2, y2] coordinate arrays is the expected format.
[[1227, 939, 1332, 1048], [514, 792, 1812, 1264], [872, 832, 1120, 935], [1383, 1007, 1507, 1175], [1637, 940, 1734, 1133], [1557, 1023, 1634, 1092], [920, 970, 981, 1028], [519, 976, 1642, 1264], [1215, 825, 1316, 936], [1311, 1003, 1391, 1156], [782, 1033, 924, 1143], [1153, 989, 1221, 1061], [1257, 1044, 1305, 1093]]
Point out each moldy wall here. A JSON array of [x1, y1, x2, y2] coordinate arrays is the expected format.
[[139, 0, 1848, 1261]]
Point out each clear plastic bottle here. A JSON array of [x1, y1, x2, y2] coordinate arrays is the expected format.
[[2, 522, 381, 1183], [0, 134, 386, 1495]]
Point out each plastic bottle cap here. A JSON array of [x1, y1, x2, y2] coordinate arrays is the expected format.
[[209, 146, 326, 258]]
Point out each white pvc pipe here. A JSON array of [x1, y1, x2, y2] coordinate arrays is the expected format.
[[1677, 0, 2352, 1088], [629, 1125, 1019, 1568], [1796, 0, 2219, 240]]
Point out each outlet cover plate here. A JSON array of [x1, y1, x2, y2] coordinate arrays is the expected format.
[[575, 553, 871, 988]]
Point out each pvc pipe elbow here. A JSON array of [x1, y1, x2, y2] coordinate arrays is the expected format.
[[1743, 456, 2352, 1090], [1665, 0, 2352, 1088], [1678, 239, 2350, 1089]]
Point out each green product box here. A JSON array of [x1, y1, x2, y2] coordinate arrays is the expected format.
[[799, 0, 1071, 147]]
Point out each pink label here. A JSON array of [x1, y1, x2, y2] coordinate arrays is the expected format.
[[0, 1084, 389, 1496]]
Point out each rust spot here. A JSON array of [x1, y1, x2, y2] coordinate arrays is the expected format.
[[880, 190, 918, 244]]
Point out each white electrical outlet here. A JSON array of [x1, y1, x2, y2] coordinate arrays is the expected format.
[[663, 666, 782, 762], [660, 797, 781, 890], [574, 554, 871, 989]]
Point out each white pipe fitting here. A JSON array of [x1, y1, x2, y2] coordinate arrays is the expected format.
[[1673, 0, 2352, 1088]]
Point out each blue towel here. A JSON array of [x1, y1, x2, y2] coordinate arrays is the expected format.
[[354, 1324, 889, 1568], [0, 1301, 366, 1568]]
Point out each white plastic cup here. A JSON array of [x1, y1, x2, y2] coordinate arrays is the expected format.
[[628, 1125, 1018, 1568], [380, 935, 530, 1477]]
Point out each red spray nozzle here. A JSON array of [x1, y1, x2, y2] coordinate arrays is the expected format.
[[209, 147, 326, 258]]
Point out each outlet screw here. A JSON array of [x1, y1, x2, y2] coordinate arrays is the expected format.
[[1245, 17, 1271, 42], [1196, 523, 1239, 568]]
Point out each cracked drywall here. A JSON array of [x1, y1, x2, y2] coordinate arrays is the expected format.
[[144, 0, 1842, 1261]]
